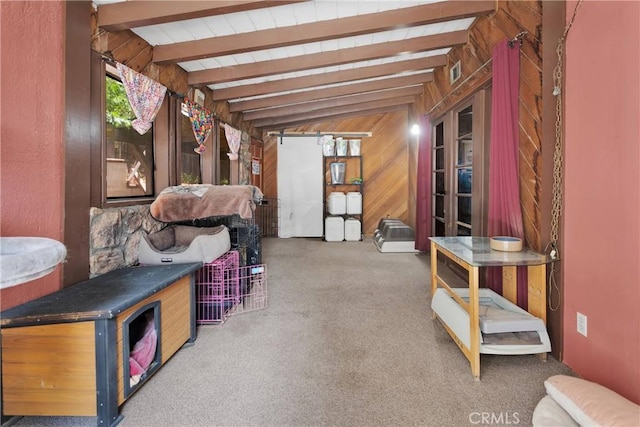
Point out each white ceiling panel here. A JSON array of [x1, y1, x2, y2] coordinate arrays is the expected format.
[[93, 0, 495, 128]]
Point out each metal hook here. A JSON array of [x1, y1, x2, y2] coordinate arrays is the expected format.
[[507, 31, 527, 48]]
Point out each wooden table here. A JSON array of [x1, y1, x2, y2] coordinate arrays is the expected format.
[[429, 237, 552, 380], [1, 263, 202, 426]]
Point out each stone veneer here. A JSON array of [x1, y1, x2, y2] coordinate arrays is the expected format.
[[89, 205, 165, 277]]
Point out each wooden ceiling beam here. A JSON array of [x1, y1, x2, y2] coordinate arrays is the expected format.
[[153, 1, 495, 64], [216, 56, 444, 101], [259, 105, 408, 132], [189, 30, 467, 85], [231, 73, 432, 113], [243, 85, 423, 121], [251, 95, 416, 128], [97, 1, 307, 32]]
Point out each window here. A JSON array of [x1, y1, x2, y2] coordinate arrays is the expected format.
[[178, 108, 202, 185], [104, 67, 155, 199], [91, 52, 173, 207], [90, 51, 254, 208], [217, 123, 231, 185]]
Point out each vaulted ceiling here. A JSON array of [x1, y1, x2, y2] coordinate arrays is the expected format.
[[93, 0, 495, 130]]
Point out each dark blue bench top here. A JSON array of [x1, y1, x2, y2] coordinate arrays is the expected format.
[[1, 263, 202, 328]]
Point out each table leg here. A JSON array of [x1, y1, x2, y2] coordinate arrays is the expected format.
[[527, 264, 547, 324], [430, 241, 438, 320], [527, 264, 549, 361], [502, 266, 517, 305], [469, 266, 480, 380]]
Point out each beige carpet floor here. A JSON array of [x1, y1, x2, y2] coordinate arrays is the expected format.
[[7, 237, 574, 427]]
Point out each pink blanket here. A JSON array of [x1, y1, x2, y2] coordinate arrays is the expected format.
[[150, 184, 263, 222], [129, 319, 157, 376]]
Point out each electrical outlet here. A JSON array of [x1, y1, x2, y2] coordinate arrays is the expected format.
[[577, 312, 588, 337]]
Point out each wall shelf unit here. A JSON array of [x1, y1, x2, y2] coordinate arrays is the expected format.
[[323, 154, 363, 241]]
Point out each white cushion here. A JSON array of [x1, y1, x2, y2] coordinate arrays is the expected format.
[[533, 395, 579, 426]]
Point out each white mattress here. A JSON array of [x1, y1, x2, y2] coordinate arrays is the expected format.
[[467, 296, 545, 334], [431, 288, 551, 355]]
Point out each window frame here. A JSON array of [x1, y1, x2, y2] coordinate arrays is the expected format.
[[175, 96, 203, 185], [90, 52, 171, 208], [90, 51, 255, 208]]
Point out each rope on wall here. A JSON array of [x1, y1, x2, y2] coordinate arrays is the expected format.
[[546, 0, 584, 312]]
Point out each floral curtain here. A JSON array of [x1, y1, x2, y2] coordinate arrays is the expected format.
[[487, 39, 528, 308], [116, 63, 167, 135], [224, 123, 242, 160], [184, 97, 214, 154], [414, 115, 433, 251]]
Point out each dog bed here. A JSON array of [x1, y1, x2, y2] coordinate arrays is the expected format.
[[138, 225, 230, 265]]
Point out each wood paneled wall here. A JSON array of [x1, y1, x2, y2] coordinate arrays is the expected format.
[[420, 0, 544, 252], [262, 110, 411, 235], [406, 104, 423, 231]]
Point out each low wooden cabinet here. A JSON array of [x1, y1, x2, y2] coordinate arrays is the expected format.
[[1, 263, 202, 426]]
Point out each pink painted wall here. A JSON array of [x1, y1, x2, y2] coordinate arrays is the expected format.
[[0, 2, 65, 310], [563, 1, 640, 403]]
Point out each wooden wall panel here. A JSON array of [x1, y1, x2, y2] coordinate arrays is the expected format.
[[407, 104, 422, 230], [261, 109, 410, 235], [421, 0, 544, 252], [261, 135, 278, 199]]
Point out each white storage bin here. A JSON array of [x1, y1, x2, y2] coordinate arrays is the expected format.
[[335, 137, 348, 156], [325, 216, 345, 242], [344, 218, 361, 241], [348, 139, 361, 156], [346, 192, 362, 215], [327, 192, 346, 215]]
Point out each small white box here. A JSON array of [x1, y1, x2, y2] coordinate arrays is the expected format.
[[327, 192, 346, 215], [346, 192, 362, 214], [344, 218, 361, 241], [325, 216, 344, 242]]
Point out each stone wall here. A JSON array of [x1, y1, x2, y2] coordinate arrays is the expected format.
[[89, 205, 164, 276]]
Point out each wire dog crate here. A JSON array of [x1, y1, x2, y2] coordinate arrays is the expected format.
[[255, 198, 280, 237], [195, 250, 268, 324], [195, 250, 240, 324]]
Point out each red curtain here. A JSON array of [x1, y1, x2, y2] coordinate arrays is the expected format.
[[487, 40, 528, 308], [415, 115, 432, 251]]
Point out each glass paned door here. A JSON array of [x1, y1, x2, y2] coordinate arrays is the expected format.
[[432, 121, 446, 236], [454, 105, 473, 236], [430, 90, 489, 239]]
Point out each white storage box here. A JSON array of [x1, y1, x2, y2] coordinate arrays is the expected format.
[[325, 216, 344, 242], [346, 192, 362, 214], [327, 192, 346, 215], [344, 218, 361, 241]]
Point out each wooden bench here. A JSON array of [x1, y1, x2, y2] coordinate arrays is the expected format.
[[1, 262, 202, 426]]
